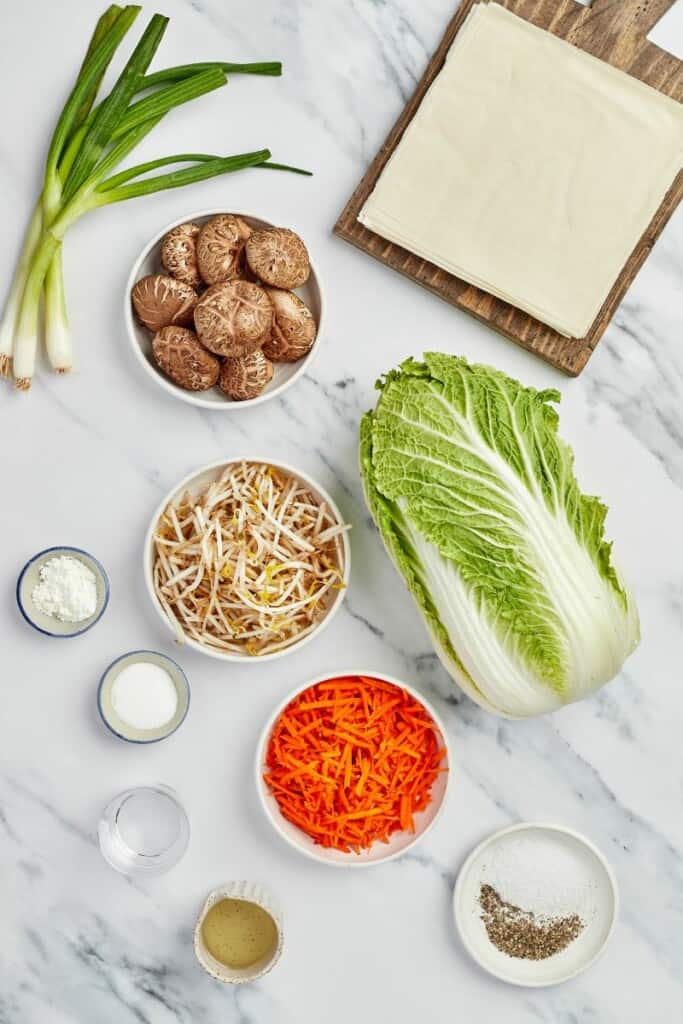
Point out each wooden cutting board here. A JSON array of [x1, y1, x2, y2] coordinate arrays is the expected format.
[[334, 0, 683, 376]]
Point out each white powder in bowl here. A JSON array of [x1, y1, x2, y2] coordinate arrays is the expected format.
[[110, 662, 179, 732], [31, 555, 98, 623]]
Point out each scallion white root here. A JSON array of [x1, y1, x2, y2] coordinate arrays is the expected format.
[[12, 231, 61, 389], [0, 203, 44, 378], [44, 248, 71, 373]]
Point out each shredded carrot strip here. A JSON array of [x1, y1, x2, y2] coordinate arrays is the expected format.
[[263, 675, 446, 853]]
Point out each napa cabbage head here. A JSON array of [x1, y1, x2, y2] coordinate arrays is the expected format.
[[360, 353, 639, 718]]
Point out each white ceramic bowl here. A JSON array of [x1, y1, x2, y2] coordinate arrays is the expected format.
[[144, 458, 350, 662], [125, 209, 324, 409], [453, 822, 619, 987], [256, 671, 451, 867], [194, 882, 284, 984]]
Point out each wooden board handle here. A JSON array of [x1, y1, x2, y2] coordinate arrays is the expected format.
[[588, 0, 677, 40]]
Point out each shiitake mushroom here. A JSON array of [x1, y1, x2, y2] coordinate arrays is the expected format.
[[152, 326, 220, 391], [196, 214, 252, 285], [160, 222, 202, 288], [132, 274, 197, 332], [262, 288, 317, 363], [219, 349, 274, 401], [245, 228, 310, 289], [194, 280, 272, 358]]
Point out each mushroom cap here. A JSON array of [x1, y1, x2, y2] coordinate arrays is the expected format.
[[196, 214, 252, 285], [152, 326, 221, 391], [160, 222, 201, 288], [245, 228, 310, 289], [194, 280, 273, 358], [262, 288, 317, 362], [132, 274, 197, 332], [219, 350, 274, 401]]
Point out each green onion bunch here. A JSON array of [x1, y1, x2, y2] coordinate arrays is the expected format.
[[0, 5, 308, 391]]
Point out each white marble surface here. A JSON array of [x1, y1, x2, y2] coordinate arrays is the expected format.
[[1, 1, 682, 1021]]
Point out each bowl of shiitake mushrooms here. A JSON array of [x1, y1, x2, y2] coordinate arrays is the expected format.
[[125, 210, 323, 408]]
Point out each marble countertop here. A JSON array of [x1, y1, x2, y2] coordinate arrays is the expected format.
[[2, 1, 682, 1021]]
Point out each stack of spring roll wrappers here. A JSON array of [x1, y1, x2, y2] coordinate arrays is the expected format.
[[359, 2, 683, 339]]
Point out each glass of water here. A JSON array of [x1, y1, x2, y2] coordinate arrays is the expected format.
[[98, 784, 190, 877]]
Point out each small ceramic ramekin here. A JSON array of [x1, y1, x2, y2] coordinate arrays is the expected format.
[[194, 882, 284, 984], [97, 650, 190, 743], [16, 546, 109, 638], [256, 670, 451, 867], [125, 209, 325, 410]]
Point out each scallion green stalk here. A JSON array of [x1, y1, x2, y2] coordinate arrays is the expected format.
[[45, 7, 141, 185], [140, 60, 282, 88], [61, 12, 169, 203], [95, 152, 216, 192], [96, 149, 271, 202], [72, 5, 125, 134], [111, 67, 227, 139], [57, 60, 272, 178]]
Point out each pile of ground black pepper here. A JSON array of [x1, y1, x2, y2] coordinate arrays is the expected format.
[[478, 884, 585, 960]]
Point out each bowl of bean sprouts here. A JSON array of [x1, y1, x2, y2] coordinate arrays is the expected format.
[[144, 458, 351, 661]]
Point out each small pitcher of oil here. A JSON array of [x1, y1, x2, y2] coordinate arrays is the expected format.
[[194, 882, 283, 984]]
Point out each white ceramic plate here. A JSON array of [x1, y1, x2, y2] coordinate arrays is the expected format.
[[143, 458, 350, 662], [125, 209, 324, 410], [256, 670, 451, 867], [453, 822, 618, 987]]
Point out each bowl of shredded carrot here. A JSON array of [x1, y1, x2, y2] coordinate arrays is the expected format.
[[256, 672, 451, 866]]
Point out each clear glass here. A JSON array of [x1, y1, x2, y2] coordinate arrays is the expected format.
[[98, 784, 190, 877]]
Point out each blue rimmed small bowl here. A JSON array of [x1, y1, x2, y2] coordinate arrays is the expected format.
[[16, 546, 110, 638], [97, 650, 190, 744]]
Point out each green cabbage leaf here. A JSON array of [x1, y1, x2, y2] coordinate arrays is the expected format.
[[360, 354, 640, 718]]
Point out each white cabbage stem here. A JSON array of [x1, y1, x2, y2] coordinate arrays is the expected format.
[[0, 202, 43, 378]]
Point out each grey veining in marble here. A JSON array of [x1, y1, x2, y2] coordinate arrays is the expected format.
[[1, 1, 682, 1022]]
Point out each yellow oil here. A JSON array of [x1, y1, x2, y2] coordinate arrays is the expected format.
[[201, 898, 278, 969]]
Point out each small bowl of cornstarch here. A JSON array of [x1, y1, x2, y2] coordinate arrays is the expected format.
[[98, 650, 190, 744], [16, 546, 109, 637]]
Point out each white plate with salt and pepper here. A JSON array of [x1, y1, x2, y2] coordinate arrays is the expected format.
[[453, 823, 618, 987]]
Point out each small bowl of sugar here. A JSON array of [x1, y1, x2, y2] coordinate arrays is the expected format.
[[98, 650, 190, 744], [16, 546, 110, 638]]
